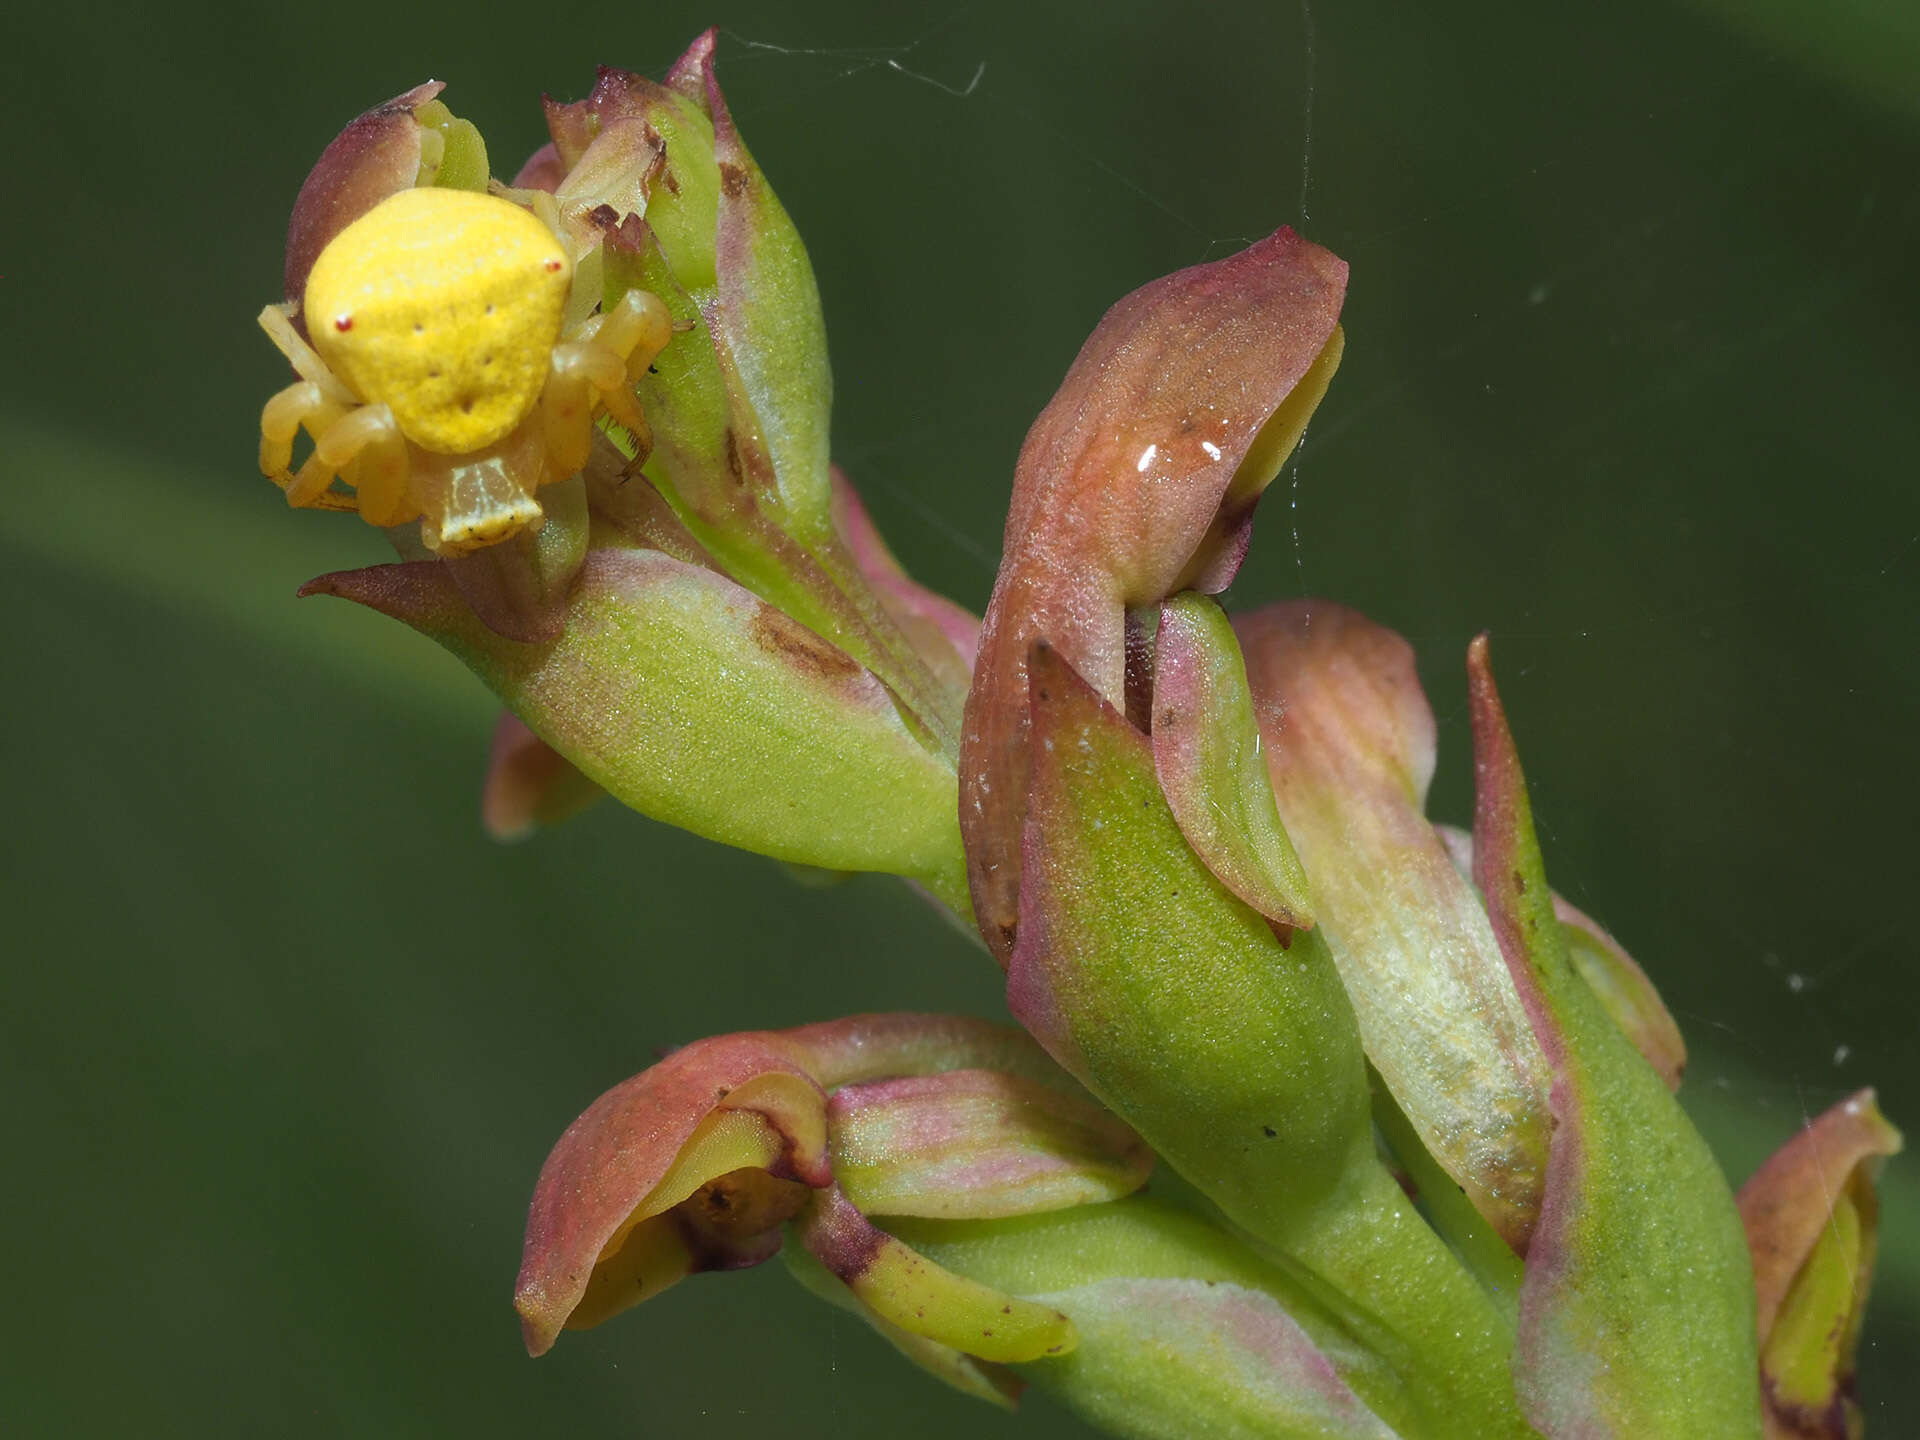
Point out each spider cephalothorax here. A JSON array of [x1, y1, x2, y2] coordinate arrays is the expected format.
[[258, 185, 669, 555]]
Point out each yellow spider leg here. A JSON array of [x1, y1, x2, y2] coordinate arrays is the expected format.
[[283, 453, 356, 509], [350, 430, 415, 528], [544, 290, 669, 465], [285, 453, 342, 508], [584, 345, 647, 436], [285, 402, 390, 509], [540, 345, 603, 478], [260, 380, 323, 477], [265, 472, 360, 512], [599, 290, 674, 380], [257, 305, 357, 402], [260, 380, 360, 511], [317, 404, 413, 525]]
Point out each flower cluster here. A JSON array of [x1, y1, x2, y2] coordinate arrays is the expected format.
[[257, 31, 1900, 1440]]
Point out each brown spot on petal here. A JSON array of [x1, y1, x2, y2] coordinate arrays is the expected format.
[[746, 608, 862, 683], [718, 160, 750, 197]]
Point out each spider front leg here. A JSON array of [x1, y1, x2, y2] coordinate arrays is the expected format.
[[540, 290, 673, 474], [257, 379, 411, 517], [593, 288, 674, 382], [257, 303, 411, 516], [541, 345, 629, 478], [316, 404, 413, 525], [257, 381, 361, 513]]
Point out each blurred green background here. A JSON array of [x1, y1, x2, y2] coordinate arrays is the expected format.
[[4, 1, 1916, 1433]]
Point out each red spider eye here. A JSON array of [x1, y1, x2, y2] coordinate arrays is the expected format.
[[543, 259, 562, 273], [334, 315, 354, 332]]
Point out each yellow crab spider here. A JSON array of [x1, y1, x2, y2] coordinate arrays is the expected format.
[[257, 186, 671, 556]]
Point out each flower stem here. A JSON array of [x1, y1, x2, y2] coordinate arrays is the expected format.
[[1276, 1159, 1534, 1440]]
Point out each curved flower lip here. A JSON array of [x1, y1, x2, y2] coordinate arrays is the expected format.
[[282, 81, 445, 316], [784, 1241, 1029, 1410], [1739, 1087, 1901, 1339], [515, 1030, 830, 1355], [1738, 1092, 1899, 1440], [515, 1013, 1150, 1360], [961, 227, 1346, 962]]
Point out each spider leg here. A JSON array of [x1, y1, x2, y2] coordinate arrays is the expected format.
[[542, 289, 671, 472], [320, 405, 411, 525], [586, 344, 647, 436], [596, 289, 674, 380], [257, 304, 357, 399], [260, 380, 324, 477], [598, 290, 670, 458], [259, 380, 359, 511], [540, 344, 614, 477], [259, 303, 370, 511]]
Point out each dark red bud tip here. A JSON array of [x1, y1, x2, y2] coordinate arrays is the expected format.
[[665, 28, 720, 104], [283, 80, 445, 311], [296, 561, 464, 630]]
